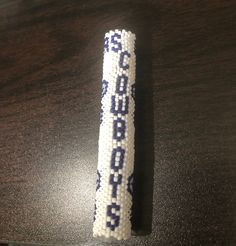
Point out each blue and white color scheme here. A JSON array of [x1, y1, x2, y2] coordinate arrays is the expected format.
[[93, 29, 136, 240]]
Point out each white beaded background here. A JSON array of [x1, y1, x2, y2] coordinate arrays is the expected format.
[[93, 29, 136, 240]]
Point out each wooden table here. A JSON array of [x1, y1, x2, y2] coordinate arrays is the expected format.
[[0, 1, 235, 245]]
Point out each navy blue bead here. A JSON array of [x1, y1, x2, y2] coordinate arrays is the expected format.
[[111, 33, 122, 53], [119, 51, 131, 70], [116, 74, 128, 95], [113, 118, 126, 141], [96, 170, 101, 191], [104, 37, 109, 52], [110, 174, 122, 198], [111, 147, 125, 172], [111, 95, 129, 115], [94, 203, 97, 221], [127, 173, 134, 196], [106, 203, 120, 231], [131, 84, 135, 101], [100, 107, 103, 124], [101, 79, 108, 98], [100, 80, 108, 124]]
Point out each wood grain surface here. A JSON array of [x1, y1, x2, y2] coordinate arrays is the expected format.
[[0, 0, 236, 245]]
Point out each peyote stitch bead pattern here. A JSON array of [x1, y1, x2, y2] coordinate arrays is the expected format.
[[93, 29, 136, 240]]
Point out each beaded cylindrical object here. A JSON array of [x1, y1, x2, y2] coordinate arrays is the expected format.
[[93, 29, 136, 240]]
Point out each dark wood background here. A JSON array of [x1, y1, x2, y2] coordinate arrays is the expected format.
[[0, 0, 235, 245]]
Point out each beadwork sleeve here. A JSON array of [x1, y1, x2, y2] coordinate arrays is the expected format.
[[93, 29, 136, 240]]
